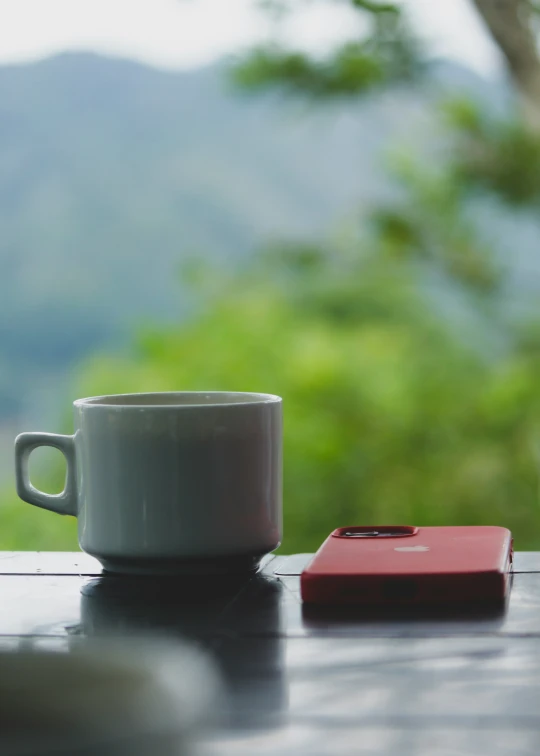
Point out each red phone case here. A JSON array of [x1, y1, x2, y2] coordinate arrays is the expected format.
[[301, 525, 513, 605]]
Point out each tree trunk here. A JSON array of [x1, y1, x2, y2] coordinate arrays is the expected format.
[[472, 0, 540, 130]]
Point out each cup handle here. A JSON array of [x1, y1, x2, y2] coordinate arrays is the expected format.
[[14, 432, 77, 516]]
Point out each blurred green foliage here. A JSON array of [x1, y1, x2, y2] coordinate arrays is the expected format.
[[68, 220, 540, 551], [234, 1, 421, 98], [445, 97, 540, 206], [4, 220, 540, 551], [4, 0, 540, 552]]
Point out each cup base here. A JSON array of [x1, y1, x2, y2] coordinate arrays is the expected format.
[[98, 552, 268, 576]]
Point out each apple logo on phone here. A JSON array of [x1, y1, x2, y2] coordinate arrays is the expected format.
[[394, 545, 430, 552]]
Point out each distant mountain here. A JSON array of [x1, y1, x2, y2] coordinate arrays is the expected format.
[[0, 52, 506, 422]]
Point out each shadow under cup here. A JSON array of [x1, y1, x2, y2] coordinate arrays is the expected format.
[[15, 392, 283, 575]]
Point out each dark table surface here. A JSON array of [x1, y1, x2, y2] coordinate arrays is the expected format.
[[2, 551, 540, 755]]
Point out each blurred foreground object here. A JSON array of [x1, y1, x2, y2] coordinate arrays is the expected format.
[[0, 639, 219, 755]]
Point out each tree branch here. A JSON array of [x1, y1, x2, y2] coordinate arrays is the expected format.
[[472, 0, 540, 129]]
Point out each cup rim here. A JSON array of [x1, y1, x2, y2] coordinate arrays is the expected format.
[[73, 391, 282, 409]]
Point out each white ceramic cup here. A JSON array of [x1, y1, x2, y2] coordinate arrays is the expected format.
[[14, 392, 282, 574]]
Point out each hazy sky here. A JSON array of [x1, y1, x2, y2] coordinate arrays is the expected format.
[[0, 0, 502, 77]]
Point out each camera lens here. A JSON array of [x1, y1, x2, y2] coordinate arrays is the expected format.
[[342, 530, 407, 538]]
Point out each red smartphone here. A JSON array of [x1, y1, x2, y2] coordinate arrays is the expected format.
[[301, 525, 513, 606]]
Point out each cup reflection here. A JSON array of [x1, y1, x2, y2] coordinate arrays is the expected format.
[[80, 572, 287, 731]]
